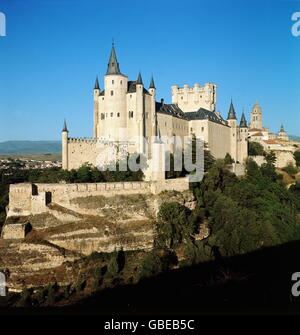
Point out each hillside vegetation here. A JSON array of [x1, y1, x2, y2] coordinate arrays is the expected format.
[[1, 157, 300, 307]]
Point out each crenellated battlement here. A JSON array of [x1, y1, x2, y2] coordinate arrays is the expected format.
[[68, 137, 98, 143], [171, 82, 217, 113]]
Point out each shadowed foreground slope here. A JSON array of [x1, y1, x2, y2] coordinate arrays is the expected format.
[[62, 239, 300, 314]]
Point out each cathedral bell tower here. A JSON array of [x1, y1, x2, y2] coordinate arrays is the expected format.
[[250, 101, 263, 129]]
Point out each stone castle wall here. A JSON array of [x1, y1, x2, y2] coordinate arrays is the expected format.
[[7, 178, 189, 218]]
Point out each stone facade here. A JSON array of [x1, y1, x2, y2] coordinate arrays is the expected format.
[[2, 222, 30, 239]]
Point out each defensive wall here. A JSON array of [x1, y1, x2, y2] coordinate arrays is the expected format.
[[7, 178, 190, 218]]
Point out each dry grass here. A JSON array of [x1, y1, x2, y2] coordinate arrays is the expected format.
[[276, 169, 295, 184], [5, 216, 30, 225]]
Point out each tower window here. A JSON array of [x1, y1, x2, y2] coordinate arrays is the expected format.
[[129, 111, 134, 118], [117, 113, 120, 117], [111, 113, 113, 117], [112, 80, 114, 84], [120, 80, 122, 84], [110, 90, 114, 96], [202, 127, 204, 132], [101, 113, 105, 120]]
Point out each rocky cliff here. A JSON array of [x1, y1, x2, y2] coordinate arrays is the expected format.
[[0, 189, 196, 293]]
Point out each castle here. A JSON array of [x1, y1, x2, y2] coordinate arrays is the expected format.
[[61, 44, 248, 174]]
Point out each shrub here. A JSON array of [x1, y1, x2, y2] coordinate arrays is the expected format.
[[248, 142, 264, 156], [156, 202, 196, 248], [294, 151, 300, 167], [138, 250, 176, 278], [282, 163, 298, 176]]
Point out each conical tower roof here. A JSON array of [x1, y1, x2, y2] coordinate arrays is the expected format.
[[149, 75, 155, 89], [106, 43, 121, 75], [240, 112, 247, 127], [227, 100, 237, 120], [137, 71, 143, 85], [62, 119, 68, 132], [94, 76, 99, 89]]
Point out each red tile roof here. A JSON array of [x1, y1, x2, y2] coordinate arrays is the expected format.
[[263, 140, 279, 144]]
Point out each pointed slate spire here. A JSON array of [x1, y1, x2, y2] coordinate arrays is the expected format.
[[136, 71, 143, 85], [240, 112, 247, 128], [149, 75, 155, 89], [106, 42, 121, 75], [62, 119, 68, 132], [227, 100, 237, 120], [94, 76, 99, 90], [280, 123, 285, 132]]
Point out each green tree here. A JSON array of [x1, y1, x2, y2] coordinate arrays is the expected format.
[[157, 202, 196, 248], [224, 153, 235, 165], [294, 151, 300, 167], [248, 141, 264, 156], [76, 166, 92, 182], [264, 151, 276, 165], [282, 163, 298, 177]]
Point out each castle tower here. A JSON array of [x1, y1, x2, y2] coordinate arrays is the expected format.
[[136, 72, 145, 154], [237, 112, 248, 163], [93, 76, 100, 138], [227, 100, 238, 162], [62, 120, 69, 170], [149, 76, 157, 149], [99, 43, 128, 141], [250, 101, 263, 129], [171, 82, 216, 112]]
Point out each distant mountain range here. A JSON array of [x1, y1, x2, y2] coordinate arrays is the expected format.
[[0, 141, 61, 155], [289, 135, 300, 141], [0, 135, 299, 155]]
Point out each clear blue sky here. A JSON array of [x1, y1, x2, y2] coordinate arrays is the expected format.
[[0, 0, 299, 141]]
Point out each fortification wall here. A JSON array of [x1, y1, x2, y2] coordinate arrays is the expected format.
[[66, 138, 140, 170], [7, 178, 189, 218], [67, 138, 100, 170], [8, 184, 33, 217]]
